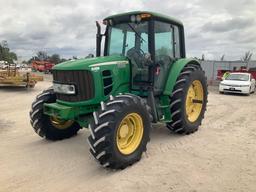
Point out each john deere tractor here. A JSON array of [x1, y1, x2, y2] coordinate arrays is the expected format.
[[30, 11, 207, 169]]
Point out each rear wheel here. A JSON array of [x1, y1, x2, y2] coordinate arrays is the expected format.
[[167, 63, 208, 134], [29, 88, 81, 140], [87, 94, 152, 169]]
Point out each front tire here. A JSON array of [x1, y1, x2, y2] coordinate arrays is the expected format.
[[167, 63, 208, 134], [87, 94, 152, 169], [29, 88, 81, 140]]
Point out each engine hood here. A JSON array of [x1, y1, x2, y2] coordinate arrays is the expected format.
[[53, 55, 129, 71]]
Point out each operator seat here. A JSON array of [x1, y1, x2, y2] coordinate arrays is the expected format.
[[126, 47, 144, 68], [126, 47, 146, 80]]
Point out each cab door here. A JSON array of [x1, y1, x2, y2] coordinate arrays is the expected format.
[[153, 21, 181, 94]]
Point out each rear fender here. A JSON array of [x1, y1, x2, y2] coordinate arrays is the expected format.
[[159, 58, 201, 122], [163, 58, 201, 95]]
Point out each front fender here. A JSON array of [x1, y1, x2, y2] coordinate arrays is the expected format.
[[163, 58, 201, 96]]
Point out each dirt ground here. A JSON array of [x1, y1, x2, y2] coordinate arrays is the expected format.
[[0, 77, 256, 192]]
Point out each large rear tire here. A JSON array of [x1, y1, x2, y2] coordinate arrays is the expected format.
[[87, 94, 152, 169], [167, 63, 208, 134], [29, 88, 81, 140]]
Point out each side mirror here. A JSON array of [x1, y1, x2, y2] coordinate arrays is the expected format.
[[252, 78, 255, 82]]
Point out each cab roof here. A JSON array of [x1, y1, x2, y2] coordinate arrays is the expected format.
[[104, 11, 183, 26]]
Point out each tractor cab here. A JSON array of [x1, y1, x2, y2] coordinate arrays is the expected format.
[[97, 11, 185, 93]]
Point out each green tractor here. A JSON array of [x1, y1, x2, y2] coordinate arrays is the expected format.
[[30, 11, 208, 169]]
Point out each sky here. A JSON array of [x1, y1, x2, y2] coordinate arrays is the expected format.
[[0, 0, 255, 61]]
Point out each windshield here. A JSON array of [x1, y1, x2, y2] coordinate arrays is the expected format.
[[107, 22, 149, 56], [225, 74, 249, 81]]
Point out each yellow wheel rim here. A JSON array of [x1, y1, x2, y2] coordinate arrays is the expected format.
[[185, 80, 204, 122], [116, 113, 143, 155], [50, 116, 74, 129]]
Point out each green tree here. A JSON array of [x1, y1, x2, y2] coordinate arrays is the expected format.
[[9, 52, 17, 61], [60, 58, 67, 63], [49, 54, 61, 64], [0, 41, 17, 63], [36, 51, 48, 61], [27, 52, 67, 64]]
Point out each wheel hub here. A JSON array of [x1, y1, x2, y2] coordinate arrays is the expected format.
[[116, 113, 143, 155], [185, 80, 204, 122], [50, 116, 74, 129]]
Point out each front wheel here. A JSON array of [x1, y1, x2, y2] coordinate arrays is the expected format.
[[29, 88, 81, 140], [250, 86, 255, 94], [87, 94, 152, 169], [167, 63, 208, 134]]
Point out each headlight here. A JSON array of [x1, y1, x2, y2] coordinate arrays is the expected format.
[[240, 84, 250, 87], [53, 83, 76, 95], [220, 82, 228, 86]]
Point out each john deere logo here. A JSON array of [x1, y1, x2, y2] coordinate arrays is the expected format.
[[91, 66, 100, 72]]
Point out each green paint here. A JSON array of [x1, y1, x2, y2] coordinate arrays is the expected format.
[[44, 55, 131, 127], [158, 95, 172, 122], [155, 58, 201, 122], [44, 103, 77, 120], [53, 55, 128, 71], [54, 55, 130, 106], [163, 58, 200, 96]]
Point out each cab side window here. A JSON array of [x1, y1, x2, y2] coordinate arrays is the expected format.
[[108, 28, 124, 55], [125, 31, 135, 55], [154, 21, 177, 92], [155, 21, 174, 60], [173, 25, 180, 58]]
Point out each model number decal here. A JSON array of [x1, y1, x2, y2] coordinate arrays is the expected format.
[[89, 61, 129, 67]]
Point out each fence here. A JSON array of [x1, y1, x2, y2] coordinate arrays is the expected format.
[[200, 60, 256, 85]]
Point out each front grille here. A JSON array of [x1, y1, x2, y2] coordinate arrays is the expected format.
[[52, 70, 94, 102], [224, 89, 242, 92]]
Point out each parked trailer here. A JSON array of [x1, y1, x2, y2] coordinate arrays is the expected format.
[[0, 64, 43, 87]]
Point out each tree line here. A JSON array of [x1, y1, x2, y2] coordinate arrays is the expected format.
[[0, 40, 17, 63], [27, 51, 68, 64]]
